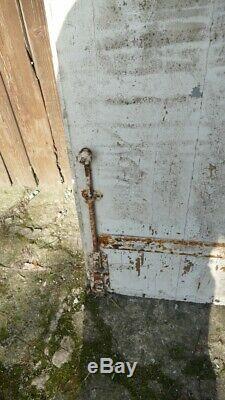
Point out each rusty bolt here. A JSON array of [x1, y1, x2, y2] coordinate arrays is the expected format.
[[78, 148, 92, 165]]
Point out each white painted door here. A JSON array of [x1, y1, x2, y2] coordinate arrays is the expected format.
[[46, 0, 225, 304]]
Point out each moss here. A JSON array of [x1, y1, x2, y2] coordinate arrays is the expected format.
[[45, 353, 81, 399], [121, 363, 180, 400], [169, 345, 186, 361], [0, 326, 9, 342], [0, 362, 45, 400], [0, 282, 8, 296], [0, 253, 85, 398], [0, 189, 86, 398], [183, 355, 216, 380], [38, 289, 85, 398], [0, 288, 85, 399]]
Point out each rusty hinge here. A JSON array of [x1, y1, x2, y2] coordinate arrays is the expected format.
[[78, 148, 109, 294]]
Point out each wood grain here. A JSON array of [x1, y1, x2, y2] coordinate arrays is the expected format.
[[0, 74, 35, 186], [0, 0, 61, 185], [0, 153, 11, 186], [19, 0, 71, 184]]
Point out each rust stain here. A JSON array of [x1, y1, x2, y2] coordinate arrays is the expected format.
[[99, 234, 225, 259], [89, 251, 110, 294], [208, 163, 217, 178], [99, 234, 225, 249], [78, 148, 99, 252], [135, 252, 144, 276], [78, 149, 109, 295]]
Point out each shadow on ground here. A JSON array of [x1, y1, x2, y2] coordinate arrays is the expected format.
[[77, 294, 222, 400]]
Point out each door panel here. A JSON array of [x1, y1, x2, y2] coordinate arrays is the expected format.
[[100, 236, 225, 303], [47, 0, 225, 303]]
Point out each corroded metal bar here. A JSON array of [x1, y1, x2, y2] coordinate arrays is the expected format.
[[78, 148, 110, 293], [99, 234, 225, 259], [78, 148, 99, 252]]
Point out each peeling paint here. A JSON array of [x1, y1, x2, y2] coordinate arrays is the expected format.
[[190, 85, 203, 98], [135, 252, 144, 276], [182, 260, 194, 276]]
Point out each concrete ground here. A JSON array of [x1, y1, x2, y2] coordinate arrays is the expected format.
[[0, 188, 224, 399]]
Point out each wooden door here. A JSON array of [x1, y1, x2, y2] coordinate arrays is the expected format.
[[46, 0, 225, 304]]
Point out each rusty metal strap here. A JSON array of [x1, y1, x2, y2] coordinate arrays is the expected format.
[[99, 234, 225, 259]]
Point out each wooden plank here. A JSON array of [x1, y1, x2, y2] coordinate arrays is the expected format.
[[0, 0, 61, 186], [19, 0, 71, 184], [0, 153, 11, 187], [0, 74, 36, 186]]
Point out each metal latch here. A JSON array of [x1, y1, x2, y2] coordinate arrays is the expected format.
[[78, 148, 109, 293]]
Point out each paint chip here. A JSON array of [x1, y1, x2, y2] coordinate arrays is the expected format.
[[190, 85, 203, 98]]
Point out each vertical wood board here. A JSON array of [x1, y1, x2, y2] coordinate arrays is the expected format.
[[0, 0, 61, 185], [0, 153, 11, 186], [19, 0, 71, 184], [0, 74, 35, 186]]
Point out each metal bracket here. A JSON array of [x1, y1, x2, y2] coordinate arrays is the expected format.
[[81, 189, 103, 203], [89, 251, 110, 294], [78, 148, 109, 293]]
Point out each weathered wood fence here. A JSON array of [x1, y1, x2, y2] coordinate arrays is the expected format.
[[0, 0, 71, 187]]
